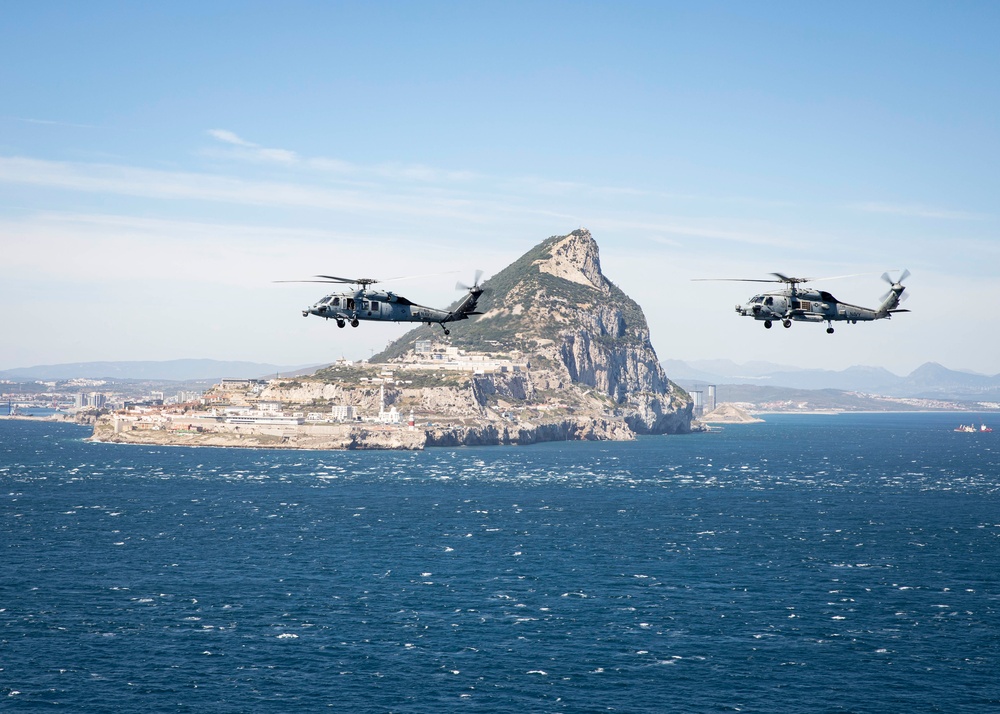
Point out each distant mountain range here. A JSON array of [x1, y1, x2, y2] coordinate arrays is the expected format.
[[0, 359, 321, 382], [4, 356, 999, 402], [666, 359, 1000, 400]]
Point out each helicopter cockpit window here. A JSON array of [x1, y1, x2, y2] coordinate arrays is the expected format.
[[331, 297, 341, 307], [764, 296, 774, 306], [752, 296, 763, 304]]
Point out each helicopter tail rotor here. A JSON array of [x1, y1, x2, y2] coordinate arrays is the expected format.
[[879, 269, 910, 303], [877, 269, 910, 316], [446, 270, 486, 321], [456, 269, 484, 293]]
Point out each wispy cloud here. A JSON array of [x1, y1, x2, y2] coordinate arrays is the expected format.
[[206, 129, 478, 183], [8, 132, 989, 265], [851, 201, 989, 221], [598, 218, 797, 250], [202, 130, 804, 224], [206, 128, 298, 164], [0, 150, 821, 255], [5, 115, 98, 129], [207, 129, 255, 147], [0, 155, 492, 221]]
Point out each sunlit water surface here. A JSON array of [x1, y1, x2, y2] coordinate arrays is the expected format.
[[2, 413, 998, 712]]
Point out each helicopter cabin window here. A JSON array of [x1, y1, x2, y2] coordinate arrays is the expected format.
[[369, 301, 380, 312], [346, 298, 355, 310]]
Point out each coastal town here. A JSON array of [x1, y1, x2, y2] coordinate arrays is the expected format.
[[7, 360, 999, 451], [5, 343, 559, 449], [6, 350, 999, 442]]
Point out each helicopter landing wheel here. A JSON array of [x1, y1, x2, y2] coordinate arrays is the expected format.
[[336, 320, 345, 328], [444, 328, 450, 335], [350, 319, 359, 327], [783, 320, 791, 328], [827, 327, 834, 334], [764, 320, 772, 329]]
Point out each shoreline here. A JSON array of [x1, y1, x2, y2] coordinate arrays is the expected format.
[[0, 413, 78, 422]]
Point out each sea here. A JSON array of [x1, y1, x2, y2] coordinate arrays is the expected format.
[[2, 413, 998, 713]]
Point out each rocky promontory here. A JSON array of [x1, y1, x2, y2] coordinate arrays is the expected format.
[[699, 403, 764, 424], [374, 229, 693, 438], [91, 229, 693, 449]]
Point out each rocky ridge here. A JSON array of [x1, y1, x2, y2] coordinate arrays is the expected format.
[[91, 229, 693, 449], [371, 229, 692, 442]]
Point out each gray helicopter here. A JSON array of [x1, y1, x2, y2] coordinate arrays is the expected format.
[[282, 271, 485, 335], [699, 270, 910, 334]]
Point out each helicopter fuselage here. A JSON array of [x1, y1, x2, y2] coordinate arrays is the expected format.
[[303, 287, 480, 334], [738, 288, 875, 321], [736, 284, 905, 333]]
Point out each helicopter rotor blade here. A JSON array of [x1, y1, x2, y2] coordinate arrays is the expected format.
[[277, 270, 460, 287], [770, 273, 814, 284], [315, 274, 378, 285], [881, 269, 910, 285], [695, 270, 886, 285], [694, 273, 816, 285], [456, 269, 485, 291], [272, 275, 374, 286], [274, 279, 343, 284], [377, 271, 460, 284], [691, 278, 787, 284], [879, 269, 911, 302], [809, 272, 881, 282]]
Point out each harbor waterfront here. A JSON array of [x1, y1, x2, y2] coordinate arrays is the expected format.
[[2, 412, 998, 712]]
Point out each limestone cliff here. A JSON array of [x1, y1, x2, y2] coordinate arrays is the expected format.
[[91, 230, 692, 450], [374, 229, 692, 436]]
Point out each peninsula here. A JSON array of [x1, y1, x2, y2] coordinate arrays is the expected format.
[[91, 230, 694, 449]]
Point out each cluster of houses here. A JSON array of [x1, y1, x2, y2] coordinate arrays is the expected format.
[[110, 344, 524, 433]]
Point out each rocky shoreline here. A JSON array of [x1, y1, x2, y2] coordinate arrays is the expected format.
[[88, 413, 639, 450]]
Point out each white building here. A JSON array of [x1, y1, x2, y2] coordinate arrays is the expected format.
[[330, 405, 357, 421]]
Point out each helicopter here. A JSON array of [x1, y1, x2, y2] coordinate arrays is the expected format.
[[280, 271, 485, 335], [697, 270, 910, 333]]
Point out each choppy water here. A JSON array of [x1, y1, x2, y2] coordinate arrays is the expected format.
[[2, 413, 999, 712]]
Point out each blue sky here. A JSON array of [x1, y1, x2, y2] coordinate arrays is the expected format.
[[2, 1, 998, 375]]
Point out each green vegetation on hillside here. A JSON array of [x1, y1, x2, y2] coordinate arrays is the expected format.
[[372, 231, 652, 361]]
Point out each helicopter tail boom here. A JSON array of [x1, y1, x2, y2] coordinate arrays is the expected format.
[[442, 286, 484, 323]]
